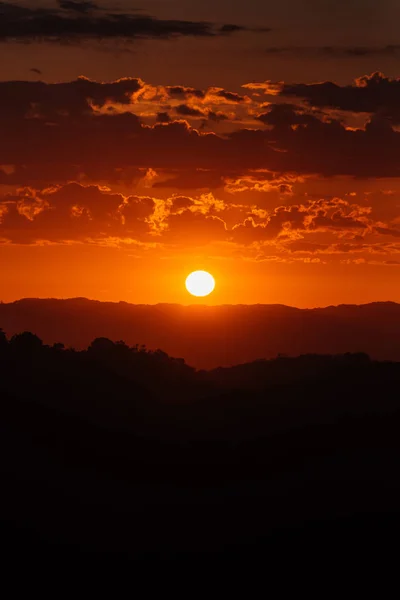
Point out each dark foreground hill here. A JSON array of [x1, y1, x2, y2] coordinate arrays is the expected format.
[[1, 298, 400, 368], [1, 330, 400, 573]]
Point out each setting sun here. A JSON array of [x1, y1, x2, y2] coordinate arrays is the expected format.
[[185, 271, 215, 297]]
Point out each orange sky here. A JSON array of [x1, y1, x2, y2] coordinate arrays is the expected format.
[[2, 242, 399, 307], [1, 1, 400, 306]]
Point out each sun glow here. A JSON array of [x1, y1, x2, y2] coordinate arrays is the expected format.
[[185, 271, 215, 297]]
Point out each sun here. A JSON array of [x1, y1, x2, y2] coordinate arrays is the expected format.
[[185, 270, 215, 297]]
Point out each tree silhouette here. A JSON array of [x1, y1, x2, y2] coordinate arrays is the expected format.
[[0, 327, 8, 354], [87, 337, 116, 356], [52, 342, 65, 351], [10, 331, 43, 354]]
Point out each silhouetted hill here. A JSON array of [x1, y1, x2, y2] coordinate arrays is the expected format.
[[1, 329, 400, 569], [1, 298, 400, 368]]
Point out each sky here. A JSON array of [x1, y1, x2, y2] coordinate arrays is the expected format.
[[1, 0, 400, 306]]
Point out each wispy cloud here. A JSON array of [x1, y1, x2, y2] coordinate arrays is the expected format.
[[0, 1, 266, 43]]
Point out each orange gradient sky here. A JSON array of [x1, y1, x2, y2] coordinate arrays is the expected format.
[[1, 1, 400, 306]]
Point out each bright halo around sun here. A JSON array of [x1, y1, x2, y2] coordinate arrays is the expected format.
[[185, 270, 215, 297]]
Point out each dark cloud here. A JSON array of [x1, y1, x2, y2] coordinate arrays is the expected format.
[[375, 226, 400, 238], [0, 182, 230, 246], [0, 163, 144, 188], [167, 86, 205, 99], [120, 195, 155, 227], [0, 183, 154, 243], [0, 1, 252, 43], [336, 45, 400, 57], [219, 24, 246, 34], [165, 210, 227, 244], [152, 170, 225, 190], [170, 196, 194, 213], [257, 103, 319, 127], [0, 77, 143, 121], [59, 1, 99, 14], [207, 111, 230, 122], [232, 200, 370, 243], [156, 112, 171, 124], [215, 90, 246, 103], [166, 84, 248, 108], [232, 205, 307, 243], [30, 67, 42, 75], [265, 45, 400, 58], [0, 182, 397, 253], [3, 76, 400, 186], [287, 241, 332, 254], [309, 212, 368, 231], [224, 172, 296, 195], [176, 104, 205, 117], [280, 72, 400, 124], [2, 72, 400, 253]]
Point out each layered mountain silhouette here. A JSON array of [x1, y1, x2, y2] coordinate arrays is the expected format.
[[1, 298, 399, 368]]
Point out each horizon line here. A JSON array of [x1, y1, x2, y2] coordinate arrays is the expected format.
[[1, 296, 399, 311]]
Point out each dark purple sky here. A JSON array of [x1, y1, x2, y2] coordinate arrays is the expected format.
[[1, 0, 399, 87]]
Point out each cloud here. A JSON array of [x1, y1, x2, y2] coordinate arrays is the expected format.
[[167, 86, 205, 99], [170, 196, 194, 213], [164, 210, 227, 244], [0, 183, 154, 244], [175, 104, 206, 118], [224, 172, 297, 195], [0, 180, 398, 262], [219, 24, 245, 34], [59, 1, 99, 14], [231, 198, 372, 243], [232, 205, 308, 243], [264, 45, 400, 58], [280, 72, 400, 124], [0, 162, 145, 189], [242, 81, 283, 95], [0, 1, 255, 43], [207, 111, 230, 123], [0, 183, 231, 246], [156, 112, 171, 124], [214, 90, 246, 103], [1, 71, 400, 262], [152, 170, 225, 190], [0, 77, 144, 122], [4, 75, 400, 189], [256, 103, 319, 127], [375, 226, 400, 238]]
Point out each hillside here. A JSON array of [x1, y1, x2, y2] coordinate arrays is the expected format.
[[1, 298, 399, 368]]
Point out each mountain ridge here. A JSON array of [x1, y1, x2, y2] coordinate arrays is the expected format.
[[4, 297, 399, 310], [1, 297, 399, 368]]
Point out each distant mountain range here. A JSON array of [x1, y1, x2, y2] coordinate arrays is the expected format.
[[1, 298, 399, 369]]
